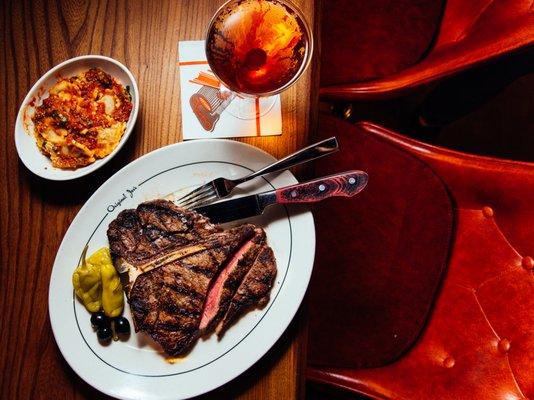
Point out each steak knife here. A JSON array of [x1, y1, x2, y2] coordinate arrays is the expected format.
[[194, 170, 368, 223]]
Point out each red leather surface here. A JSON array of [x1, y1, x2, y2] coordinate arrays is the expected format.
[[307, 115, 453, 368], [319, 0, 444, 86], [307, 118, 534, 399], [320, 0, 534, 99]]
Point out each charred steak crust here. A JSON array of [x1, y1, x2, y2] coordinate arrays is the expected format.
[[106, 199, 278, 356], [107, 199, 220, 265], [107, 200, 223, 295], [128, 224, 257, 356]]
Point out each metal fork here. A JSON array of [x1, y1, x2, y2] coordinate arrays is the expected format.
[[175, 137, 339, 209]]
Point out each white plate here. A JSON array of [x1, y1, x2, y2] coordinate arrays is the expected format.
[[48, 139, 315, 400], [14, 55, 140, 181]]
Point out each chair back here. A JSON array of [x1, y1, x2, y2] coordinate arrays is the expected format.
[[320, 0, 534, 99], [307, 115, 534, 399]]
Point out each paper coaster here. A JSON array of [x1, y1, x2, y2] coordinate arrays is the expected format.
[[178, 40, 282, 140]]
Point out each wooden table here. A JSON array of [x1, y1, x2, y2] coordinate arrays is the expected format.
[[0, 1, 317, 398]]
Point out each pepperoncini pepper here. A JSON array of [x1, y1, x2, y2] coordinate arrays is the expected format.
[[72, 245, 102, 312], [72, 246, 124, 317], [100, 252, 124, 318]]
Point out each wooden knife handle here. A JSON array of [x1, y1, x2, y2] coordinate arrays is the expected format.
[[275, 171, 368, 204]]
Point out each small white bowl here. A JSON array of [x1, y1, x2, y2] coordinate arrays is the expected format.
[[14, 55, 140, 180]]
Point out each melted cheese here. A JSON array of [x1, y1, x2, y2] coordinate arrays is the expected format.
[[30, 68, 132, 169]]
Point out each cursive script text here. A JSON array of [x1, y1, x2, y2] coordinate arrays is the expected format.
[[107, 186, 137, 212]]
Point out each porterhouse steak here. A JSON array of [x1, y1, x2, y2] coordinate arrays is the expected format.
[[107, 199, 277, 356]]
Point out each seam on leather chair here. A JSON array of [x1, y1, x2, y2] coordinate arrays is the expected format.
[[308, 120, 534, 400], [319, 0, 446, 87], [308, 114, 455, 369], [354, 120, 458, 366], [320, 0, 534, 101]]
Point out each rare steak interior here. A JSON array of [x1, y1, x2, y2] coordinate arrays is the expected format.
[[107, 199, 277, 356]]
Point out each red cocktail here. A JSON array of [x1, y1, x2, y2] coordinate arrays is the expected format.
[[205, 0, 313, 118]]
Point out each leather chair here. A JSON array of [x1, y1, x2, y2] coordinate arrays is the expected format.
[[306, 113, 534, 399], [320, 0, 534, 100]]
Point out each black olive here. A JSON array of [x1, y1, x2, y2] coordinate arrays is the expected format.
[[97, 326, 112, 342], [90, 312, 110, 329], [114, 316, 131, 335]]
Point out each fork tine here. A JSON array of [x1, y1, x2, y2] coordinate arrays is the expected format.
[[175, 184, 212, 205], [180, 192, 218, 209], [179, 187, 216, 208], [189, 196, 220, 210], [181, 193, 217, 208]]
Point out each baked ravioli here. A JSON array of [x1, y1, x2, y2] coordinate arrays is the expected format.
[[31, 68, 133, 169]]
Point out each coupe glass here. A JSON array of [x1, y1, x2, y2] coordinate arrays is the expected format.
[[205, 0, 313, 119]]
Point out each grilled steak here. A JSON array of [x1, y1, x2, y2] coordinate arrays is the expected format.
[[107, 200, 221, 294], [106, 199, 277, 356], [217, 246, 277, 336], [129, 224, 257, 355], [199, 228, 266, 334]]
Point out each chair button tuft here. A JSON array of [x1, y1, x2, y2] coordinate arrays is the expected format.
[[482, 206, 494, 217], [443, 356, 455, 368], [343, 105, 353, 120], [521, 256, 534, 270], [498, 338, 511, 353]]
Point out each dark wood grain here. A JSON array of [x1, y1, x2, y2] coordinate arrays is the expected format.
[[0, 1, 315, 398]]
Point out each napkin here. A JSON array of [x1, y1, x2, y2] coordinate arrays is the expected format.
[[178, 40, 282, 140]]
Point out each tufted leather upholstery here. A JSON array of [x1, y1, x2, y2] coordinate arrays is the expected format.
[[320, 0, 534, 99], [307, 114, 534, 399]]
